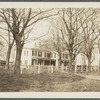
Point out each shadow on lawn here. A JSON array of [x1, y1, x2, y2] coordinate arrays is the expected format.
[[0, 69, 85, 92]]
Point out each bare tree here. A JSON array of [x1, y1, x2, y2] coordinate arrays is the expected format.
[[54, 8, 85, 73], [80, 9, 100, 72], [43, 20, 66, 66], [0, 36, 6, 59], [53, 8, 98, 73], [0, 13, 14, 70], [0, 32, 14, 70], [6, 31, 14, 69], [0, 8, 58, 74]]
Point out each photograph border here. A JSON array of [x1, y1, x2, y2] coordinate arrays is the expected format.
[[0, 2, 100, 99]]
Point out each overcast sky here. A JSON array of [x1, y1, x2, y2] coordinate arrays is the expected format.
[[23, 20, 51, 48]]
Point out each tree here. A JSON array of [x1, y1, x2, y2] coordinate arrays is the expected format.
[[0, 22, 14, 70], [54, 8, 85, 73], [80, 8, 100, 72], [0, 8, 58, 74], [0, 36, 6, 59], [43, 19, 66, 66], [54, 8, 97, 73], [6, 30, 14, 70]]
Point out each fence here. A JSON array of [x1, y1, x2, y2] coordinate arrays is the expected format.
[[3, 64, 99, 74], [20, 64, 93, 74], [20, 64, 69, 74]]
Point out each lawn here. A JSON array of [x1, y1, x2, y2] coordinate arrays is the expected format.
[[0, 69, 100, 92]]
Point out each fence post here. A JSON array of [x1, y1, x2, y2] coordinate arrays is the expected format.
[[51, 64, 53, 73], [38, 64, 40, 74], [75, 65, 77, 72]]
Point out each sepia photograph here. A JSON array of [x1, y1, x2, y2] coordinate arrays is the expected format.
[[0, 2, 100, 98]]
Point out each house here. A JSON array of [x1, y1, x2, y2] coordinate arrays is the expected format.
[[20, 47, 69, 67], [75, 46, 100, 72]]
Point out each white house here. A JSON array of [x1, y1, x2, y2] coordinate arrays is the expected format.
[[75, 46, 100, 71], [18, 47, 69, 67]]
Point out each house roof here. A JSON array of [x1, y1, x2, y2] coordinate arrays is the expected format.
[[23, 43, 68, 54]]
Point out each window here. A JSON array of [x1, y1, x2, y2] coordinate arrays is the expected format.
[[32, 51, 37, 56], [32, 60, 34, 65], [38, 60, 43, 65], [0, 61, 6, 66], [47, 53, 50, 58], [38, 51, 42, 57], [24, 51, 28, 56], [44, 53, 46, 57], [35, 51, 37, 56], [32, 51, 35, 56]]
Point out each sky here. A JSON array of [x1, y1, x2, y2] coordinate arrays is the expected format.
[[24, 20, 51, 48]]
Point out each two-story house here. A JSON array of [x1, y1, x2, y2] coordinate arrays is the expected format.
[[20, 47, 69, 67]]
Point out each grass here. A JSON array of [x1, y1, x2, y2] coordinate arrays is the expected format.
[[0, 69, 100, 92]]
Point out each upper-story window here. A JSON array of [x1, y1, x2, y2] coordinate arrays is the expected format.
[[44, 53, 46, 58], [32, 50, 37, 56], [24, 51, 28, 56], [47, 53, 51, 58], [44, 52, 50, 58], [38, 51, 42, 57]]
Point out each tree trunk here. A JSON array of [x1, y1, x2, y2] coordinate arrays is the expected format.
[[6, 46, 11, 70], [14, 44, 23, 75], [88, 58, 91, 72], [6, 40, 14, 70], [69, 53, 73, 73]]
